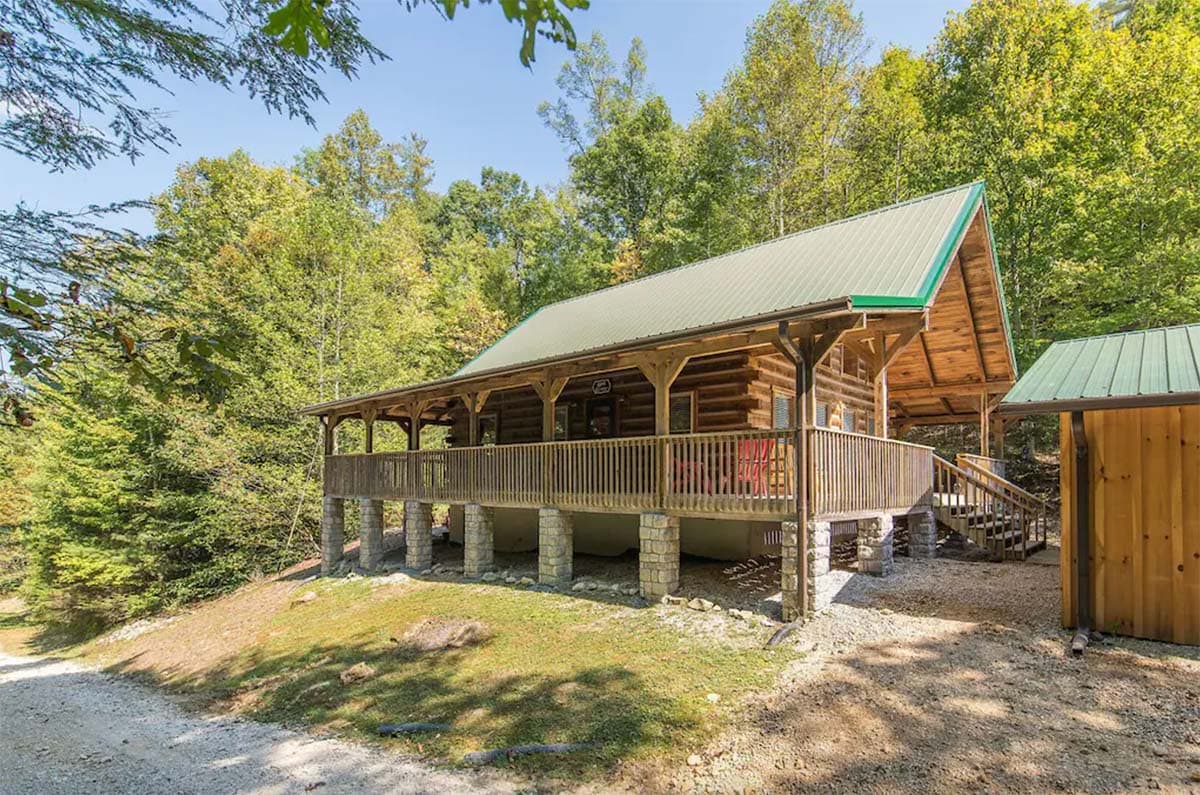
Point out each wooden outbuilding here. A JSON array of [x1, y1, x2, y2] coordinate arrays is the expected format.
[[1000, 324, 1200, 645]]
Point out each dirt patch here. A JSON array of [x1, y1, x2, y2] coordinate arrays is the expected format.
[[611, 557, 1200, 794], [393, 617, 492, 653]]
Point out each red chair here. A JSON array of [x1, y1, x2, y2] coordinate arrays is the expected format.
[[736, 438, 775, 496]]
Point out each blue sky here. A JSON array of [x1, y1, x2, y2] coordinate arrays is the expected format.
[[0, 0, 968, 233]]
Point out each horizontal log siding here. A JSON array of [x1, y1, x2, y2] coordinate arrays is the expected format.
[[447, 351, 757, 445], [750, 346, 876, 434]]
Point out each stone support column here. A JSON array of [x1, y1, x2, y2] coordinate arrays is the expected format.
[[908, 508, 937, 559], [858, 514, 895, 576], [463, 502, 495, 578], [538, 507, 573, 585], [405, 500, 433, 570], [783, 519, 834, 620], [320, 496, 345, 576], [358, 499, 384, 572], [638, 512, 680, 599]]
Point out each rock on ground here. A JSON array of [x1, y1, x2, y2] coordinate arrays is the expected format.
[[0, 652, 518, 795]]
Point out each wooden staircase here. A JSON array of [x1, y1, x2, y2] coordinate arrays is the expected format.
[[932, 454, 1049, 561]]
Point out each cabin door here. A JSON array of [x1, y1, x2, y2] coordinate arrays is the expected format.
[[585, 398, 617, 438]]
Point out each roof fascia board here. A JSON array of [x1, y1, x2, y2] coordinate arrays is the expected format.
[[999, 391, 1200, 416]]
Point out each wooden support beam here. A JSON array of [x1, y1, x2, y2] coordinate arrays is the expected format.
[[887, 379, 1013, 401], [362, 407, 377, 454], [321, 415, 343, 456], [403, 399, 431, 450], [956, 258, 988, 383], [530, 373, 569, 441], [634, 353, 690, 435], [874, 331, 889, 439], [979, 390, 991, 457], [461, 390, 491, 446]]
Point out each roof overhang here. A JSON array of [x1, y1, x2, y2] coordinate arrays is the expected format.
[[299, 297, 855, 417], [999, 391, 1200, 416]]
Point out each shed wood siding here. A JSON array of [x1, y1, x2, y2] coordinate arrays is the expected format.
[[449, 351, 758, 444], [1061, 406, 1200, 645], [750, 346, 876, 433]]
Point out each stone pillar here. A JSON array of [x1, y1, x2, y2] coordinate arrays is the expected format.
[[639, 512, 680, 599], [463, 502, 495, 578], [538, 507, 573, 585], [782, 519, 833, 621], [320, 496, 345, 576], [359, 499, 384, 572], [858, 514, 895, 576], [807, 520, 833, 611], [405, 500, 433, 570], [781, 521, 800, 621], [908, 508, 937, 559]]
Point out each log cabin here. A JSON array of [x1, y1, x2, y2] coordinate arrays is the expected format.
[[301, 182, 1040, 621]]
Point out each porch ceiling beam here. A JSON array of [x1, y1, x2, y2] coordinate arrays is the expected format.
[[887, 379, 1012, 400], [898, 412, 988, 426]]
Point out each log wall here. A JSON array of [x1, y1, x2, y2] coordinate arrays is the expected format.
[[749, 345, 877, 433]]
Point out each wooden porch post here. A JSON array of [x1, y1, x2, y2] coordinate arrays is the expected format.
[[322, 414, 344, 456], [979, 390, 991, 457], [530, 374, 569, 442], [994, 416, 1006, 458], [635, 353, 690, 436], [462, 390, 491, 446], [362, 407, 377, 454], [635, 353, 690, 511], [404, 399, 431, 451], [873, 331, 889, 438]]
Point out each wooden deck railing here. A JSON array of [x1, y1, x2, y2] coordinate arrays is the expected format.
[[956, 452, 1007, 479], [933, 455, 1048, 559], [325, 428, 933, 521], [808, 428, 934, 519]]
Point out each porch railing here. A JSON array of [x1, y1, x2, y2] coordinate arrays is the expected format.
[[808, 427, 934, 519], [325, 427, 933, 521]]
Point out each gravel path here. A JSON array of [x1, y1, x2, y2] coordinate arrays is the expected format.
[[0, 651, 516, 795]]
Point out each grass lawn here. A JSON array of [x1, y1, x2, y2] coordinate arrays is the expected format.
[[0, 572, 795, 782]]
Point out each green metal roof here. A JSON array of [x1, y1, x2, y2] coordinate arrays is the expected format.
[[1000, 323, 1200, 414], [457, 182, 987, 377]]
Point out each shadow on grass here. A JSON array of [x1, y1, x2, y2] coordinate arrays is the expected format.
[[105, 635, 694, 778]]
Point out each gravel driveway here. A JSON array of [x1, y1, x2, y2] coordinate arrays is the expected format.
[[0, 651, 516, 795]]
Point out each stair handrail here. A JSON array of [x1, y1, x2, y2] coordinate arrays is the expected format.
[[955, 456, 1048, 514], [932, 455, 1047, 559]]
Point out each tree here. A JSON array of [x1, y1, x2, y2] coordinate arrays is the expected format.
[[0, 0, 588, 425], [267, 0, 590, 67], [718, 0, 867, 237], [846, 47, 929, 211]]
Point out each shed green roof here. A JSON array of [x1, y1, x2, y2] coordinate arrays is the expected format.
[[456, 182, 987, 377], [1000, 323, 1200, 414]]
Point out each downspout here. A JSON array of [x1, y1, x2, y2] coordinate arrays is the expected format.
[[1070, 410, 1092, 656]]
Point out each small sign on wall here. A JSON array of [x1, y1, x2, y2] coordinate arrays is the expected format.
[[592, 378, 612, 395]]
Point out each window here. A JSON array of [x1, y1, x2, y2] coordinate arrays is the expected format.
[[843, 406, 857, 433], [669, 392, 695, 434], [554, 404, 570, 441], [478, 413, 498, 446], [772, 389, 793, 430], [815, 402, 828, 428], [868, 415, 876, 436]]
